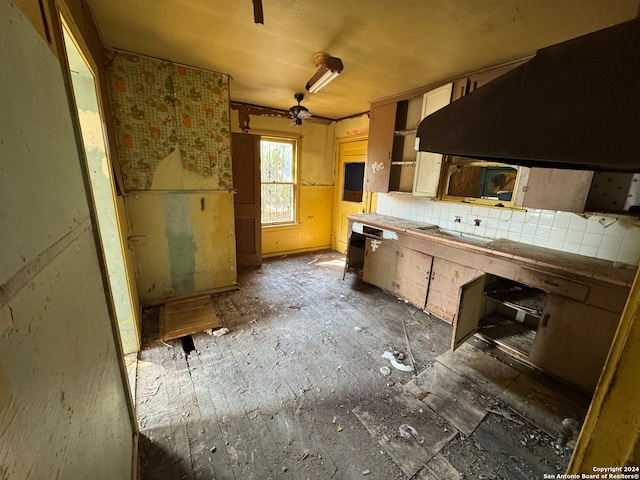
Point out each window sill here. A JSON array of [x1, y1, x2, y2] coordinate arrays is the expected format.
[[262, 222, 302, 230]]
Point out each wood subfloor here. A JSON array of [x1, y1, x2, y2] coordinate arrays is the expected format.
[[134, 250, 589, 480]]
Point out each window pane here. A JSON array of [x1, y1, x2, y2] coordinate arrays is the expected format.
[[261, 140, 293, 183], [261, 184, 293, 224]]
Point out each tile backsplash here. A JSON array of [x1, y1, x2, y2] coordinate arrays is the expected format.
[[376, 194, 640, 267]]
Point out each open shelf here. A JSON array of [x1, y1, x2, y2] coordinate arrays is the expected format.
[[484, 280, 545, 317]]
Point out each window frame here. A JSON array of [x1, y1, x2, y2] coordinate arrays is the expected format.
[[259, 135, 299, 227], [439, 155, 522, 208]]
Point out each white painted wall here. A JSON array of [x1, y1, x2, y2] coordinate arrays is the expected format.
[[0, 3, 133, 478]]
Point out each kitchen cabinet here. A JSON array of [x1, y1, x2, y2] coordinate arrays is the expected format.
[[363, 102, 396, 192], [363, 95, 425, 194], [346, 224, 433, 309], [413, 83, 453, 197], [514, 167, 595, 213], [363, 237, 433, 309], [528, 294, 620, 392], [453, 273, 619, 392], [346, 214, 633, 393]]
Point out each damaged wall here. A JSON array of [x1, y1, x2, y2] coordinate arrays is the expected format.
[[231, 110, 336, 256], [0, 0, 133, 477], [106, 50, 237, 305]]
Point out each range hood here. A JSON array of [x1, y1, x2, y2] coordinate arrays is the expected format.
[[416, 17, 640, 172]]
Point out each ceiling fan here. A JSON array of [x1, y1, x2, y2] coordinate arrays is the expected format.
[[289, 93, 312, 126]]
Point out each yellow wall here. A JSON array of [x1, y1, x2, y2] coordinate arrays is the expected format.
[[126, 156, 237, 304], [230, 111, 335, 256]]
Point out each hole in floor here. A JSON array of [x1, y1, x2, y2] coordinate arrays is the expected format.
[[180, 335, 196, 354]]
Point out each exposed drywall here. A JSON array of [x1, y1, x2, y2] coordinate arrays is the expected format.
[[0, 1, 133, 478], [231, 111, 336, 256], [334, 113, 370, 140], [126, 191, 237, 305]]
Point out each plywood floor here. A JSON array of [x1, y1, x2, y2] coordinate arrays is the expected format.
[[134, 250, 590, 480]]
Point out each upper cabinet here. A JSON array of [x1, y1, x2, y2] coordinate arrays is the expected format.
[[364, 59, 607, 214], [413, 83, 453, 197]]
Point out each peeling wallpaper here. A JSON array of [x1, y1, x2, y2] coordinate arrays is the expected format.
[[106, 50, 232, 190]]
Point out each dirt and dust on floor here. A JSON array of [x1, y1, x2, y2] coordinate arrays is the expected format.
[[129, 250, 591, 480]]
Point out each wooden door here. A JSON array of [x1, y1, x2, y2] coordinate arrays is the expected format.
[[364, 102, 396, 192], [529, 294, 620, 392], [232, 133, 262, 267], [362, 238, 397, 292], [333, 139, 370, 253], [413, 83, 453, 197], [394, 247, 432, 309], [451, 275, 486, 350]]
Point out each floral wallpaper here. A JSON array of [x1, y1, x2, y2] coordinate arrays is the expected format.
[[106, 50, 232, 191]]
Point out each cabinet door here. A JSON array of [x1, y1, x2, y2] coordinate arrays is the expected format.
[[394, 247, 433, 309], [514, 167, 594, 213], [452, 275, 487, 350], [362, 238, 397, 292], [364, 102, 396, 193], [528, 294, 620, 392], [426, 258, 482, 323], [413, 83, 453, 197]]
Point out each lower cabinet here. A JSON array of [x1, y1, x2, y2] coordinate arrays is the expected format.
[[454, 273, 620, 392], [361, 237, 433, 309]]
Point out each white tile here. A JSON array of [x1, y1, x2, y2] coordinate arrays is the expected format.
[[586, 217, 605, 234], [507, 231, 521, 242], [569, 215, 588, 231], [520, 234, 534, 245], [522, 223, 537, 236], [552, 215, 572, 229], [616, 250, 640, 267], [475, 226, 486, 236], [524, 211, 540, 224], [563, 242, 582, 254], [601, 235, 624, 250], [549, 228, 568, 242], [538, 213, 555, 227], [484, 227, 498, 238], [511, 211, 527, 223], [547, 238, 565, 250], [565, 230, 585, 244], [597, 248, 619, 262], [533, 237, 549, 247], [499, 209, 513, 220], [601, 220, 627, 238], [488, 208, 502, 219], [534, 225, 552, 240], [509, 221, 524, 234], [579, 245, 599, 257], [581, 232, 603, 248], [497, 221, 510, 232], [624, 226, 640, 241]]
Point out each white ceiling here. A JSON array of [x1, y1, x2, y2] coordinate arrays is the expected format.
[[85, 0, 639, 120]]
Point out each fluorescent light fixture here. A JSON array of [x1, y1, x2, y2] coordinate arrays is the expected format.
[[305, 53, 343, 93]]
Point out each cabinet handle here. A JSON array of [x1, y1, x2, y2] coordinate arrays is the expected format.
[[541, 313, 550, 327]]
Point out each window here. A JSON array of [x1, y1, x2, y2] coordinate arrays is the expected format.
[[261, 137, 297, 225], [440, 156, 520, 207]]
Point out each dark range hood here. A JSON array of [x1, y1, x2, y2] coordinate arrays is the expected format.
[[416, 18, 640, 172]]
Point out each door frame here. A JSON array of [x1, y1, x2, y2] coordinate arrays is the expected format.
[[333, 135, 371, 252]]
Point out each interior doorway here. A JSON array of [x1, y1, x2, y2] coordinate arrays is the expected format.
[[333, 139, 371, 253], [60, 21, 141, 354]]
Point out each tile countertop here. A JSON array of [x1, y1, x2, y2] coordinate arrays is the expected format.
[[348, 213, 638, 288]]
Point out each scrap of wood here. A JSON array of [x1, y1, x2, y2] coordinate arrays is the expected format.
[[401, 317, 416, 371]]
